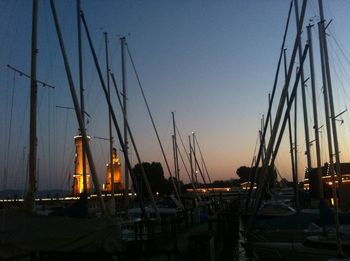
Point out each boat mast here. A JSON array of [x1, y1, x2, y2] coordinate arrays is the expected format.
[[293, 67, 300, 210], [284, 49, 298, 208], [247, 0, 308, 232], [192, 132, 198, 184], [268, 94, 273, 134], [318, 0, 343, 255], [105, 32, 115, 202], [194, 135, 213, 185], [110, 73, 161, 221], [172, 112, 180, 194], [294, 0, 312, 174], [175, 128, 200, 199], [318, 0, 342, 185], [50, 0, 106, 214], [125, 43, 182, 204], [189, 136, 195, 187], [77, 0, 87, 194], [245, 1, 293, 210], [191, 144, 209, 191], [120, 37, 129, 207], [26, 0, 39, 210], [79, 11, 148, 216], [260, 116, 266, 162], [307, 24, 323, 199]]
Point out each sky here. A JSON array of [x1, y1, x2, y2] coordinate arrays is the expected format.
[[1, 0, 350, 191]]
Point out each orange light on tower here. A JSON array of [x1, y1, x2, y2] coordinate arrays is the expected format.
[[104, 148, 124, 192], [73, 135, 91, 196]]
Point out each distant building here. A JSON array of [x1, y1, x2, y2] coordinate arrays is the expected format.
[[104, 148, 124, 192], [72, 135, 91, 196], [240, 181, 256, 190], [304, 162, 350, 199]]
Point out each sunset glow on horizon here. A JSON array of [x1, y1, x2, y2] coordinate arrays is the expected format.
[[1, 0, 350, 191]]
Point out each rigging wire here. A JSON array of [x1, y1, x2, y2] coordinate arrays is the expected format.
[[327, 45, 350, 162], [5, 71, 16, 190], [177, 142, 200, 199], [330, 33, 350, 69], [61, 110, 69, 183], [61, 145, 75, 191], [86, 34, 104, 117], [194, 134, 212, 184], [12, 80, 30, 188], [53, 92, 58, 188], [125, 42, 181, 201], [0, 1, 23, 67], [175, 125, 191, 163], [47, 88, 52, 188], [42, 0, 60, 84], [174, 125, 196, 185], [175, 126, 203, 193], [328, 38, 350, 103]]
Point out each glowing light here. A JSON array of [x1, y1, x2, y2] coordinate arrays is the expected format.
[[73, 136, 91, 196]]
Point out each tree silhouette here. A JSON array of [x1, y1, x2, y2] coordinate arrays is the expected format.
[[133, 162, 171, 197], [236, 166, 254, 182], [236, 165, 277, 187]]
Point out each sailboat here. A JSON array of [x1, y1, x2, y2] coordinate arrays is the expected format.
[[245, 0, 350, 259], [0, 1, 125, 259]]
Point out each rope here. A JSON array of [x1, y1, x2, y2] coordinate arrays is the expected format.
[[194, 135, 212, 184], [12, 81, 30, 189], [175, 125, 202, 194], [61, 110, 69, 186], [125, 42, 181, 203], [48, 89, 52, 188], [61, 145, 75, 191], [5, 71, 16, 190], [177, 143, 200, 200], [329, 31, 350, 69], [175, 125, 191, 163]]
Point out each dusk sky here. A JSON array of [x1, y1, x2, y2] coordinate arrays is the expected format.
[[1, 0, 350, 191]]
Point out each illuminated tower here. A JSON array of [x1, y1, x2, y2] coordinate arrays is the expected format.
[[73, 135, 91, 195], [104, 148, 123, 192]]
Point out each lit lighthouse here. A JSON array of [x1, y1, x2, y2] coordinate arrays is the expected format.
[[73, 135, 91, 195], [104, 148, 124, 192]]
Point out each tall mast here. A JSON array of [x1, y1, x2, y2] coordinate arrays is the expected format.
[[26, 0, 39, 209], [247, 0, 308, 232], [125, 42, 182, 203], [245, 1, 293, 210], [121, 37, 129, 206], [110, 73, 161, 221], [105, 32, 115, 201], [192, 132, 197, 184], [307, 24, 323, 199], [172, 112, 180, 194], [318, 0, 342, 184], [293, 67, 299, 203], [50, 0, 105, 213], [294, 0, 312, 172], [293, 67, 300, 210], [194, 135, 213, 185], [318, 0, 342, 255], [284, 49, 297, 208], [268, 94, 273, 134], [260, 116, 267, 161], [189, 135, 194, 186], [77, 0, 87, 194]]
